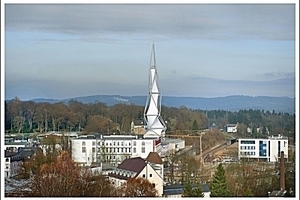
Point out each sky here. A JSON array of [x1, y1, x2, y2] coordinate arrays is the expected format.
[[1, 1, 298, 101]]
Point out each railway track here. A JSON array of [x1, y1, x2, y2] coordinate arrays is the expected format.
[[202, 142, 227, 158]]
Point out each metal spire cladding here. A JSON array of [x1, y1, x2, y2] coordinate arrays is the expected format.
[[143, 43, 167, 138]]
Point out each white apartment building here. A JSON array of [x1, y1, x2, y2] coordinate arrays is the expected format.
[[238, 135, 288, 162], [224, 124, 238, 133], [71, 134, 163, 166]]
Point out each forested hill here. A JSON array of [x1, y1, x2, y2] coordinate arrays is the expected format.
[[27, 95, 294, 114]]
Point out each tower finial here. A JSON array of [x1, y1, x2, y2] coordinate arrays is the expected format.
[[150, 42, 156, 68]]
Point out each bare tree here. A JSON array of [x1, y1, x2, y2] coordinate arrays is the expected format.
[[118, 177, 158, 197]]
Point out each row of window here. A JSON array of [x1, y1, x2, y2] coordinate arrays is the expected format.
[[240, 151, 255, 156], [81, 141, 146, 147], [82, 147, 146, 154], [240, 146, 255, 150], [240, 140, 255, 144], [105, 155, 131, 160]]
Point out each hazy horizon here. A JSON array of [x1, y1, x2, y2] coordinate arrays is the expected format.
[[2, 2, 297, 101]]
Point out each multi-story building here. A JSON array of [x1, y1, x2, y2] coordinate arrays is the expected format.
[[4, 147, 41, 178], [71, 134, 185, 166], [71, 134, 163, 166], [238, 135, 288, 162]]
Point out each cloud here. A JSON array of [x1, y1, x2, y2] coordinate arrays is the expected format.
[[3, 3, 296, 100], [5, 4, 295, 41]]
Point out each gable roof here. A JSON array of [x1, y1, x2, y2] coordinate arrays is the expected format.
[[117, 157, 146, 173], [108, 157, 147, 180], [146, 152, 163, 164]]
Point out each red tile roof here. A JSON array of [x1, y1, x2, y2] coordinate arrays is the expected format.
[[146, 152, 163, 164], [117, 157, 146, 173]]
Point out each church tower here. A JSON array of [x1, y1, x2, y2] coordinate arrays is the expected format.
[[143, 44, 167, 138]]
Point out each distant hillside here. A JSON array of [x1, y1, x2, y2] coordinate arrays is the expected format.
[[28, 95, 295, 114]]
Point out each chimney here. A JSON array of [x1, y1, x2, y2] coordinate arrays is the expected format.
[[280, 151, 285, 191]]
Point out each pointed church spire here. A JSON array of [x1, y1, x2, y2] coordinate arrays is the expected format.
[[150, 42, 156, 68], [144, 44, 166, 138]]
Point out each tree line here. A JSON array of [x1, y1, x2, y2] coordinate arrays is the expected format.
[[5, 97, 295, 140]]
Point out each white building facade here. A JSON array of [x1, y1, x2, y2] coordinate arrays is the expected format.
[[71, 134, 162, 166], [238, 135, 288, 162], [225, 124, 238, 133], [4, 156, 22, 178]]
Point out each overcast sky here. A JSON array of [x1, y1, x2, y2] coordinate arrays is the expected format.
[[2, 2, 297, 101]]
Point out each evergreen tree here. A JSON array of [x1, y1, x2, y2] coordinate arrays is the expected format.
[[192, 183, 204, 197], [210, 163, 231, 197], [183, 181, 204, 197], [192, 119, 198, 130], [183, 181, 193, 197]]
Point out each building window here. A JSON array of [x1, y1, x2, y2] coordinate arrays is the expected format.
[[117, 148, 119, 153], [129, 142, 131, 146], [152, 183, 155, 188], [92, 148, 95, 153], [142, 141, 145, 146], [129, 148, 131, 153], [98, 142, 101, 146], [121, 148, 123, 152], [133, 148, 136, 153], [113, 142, 116, 146], [150, 174, 152, 177], [143, 174, 145, 178], [102, 142, 105, 146], [117, 142, 119, 146], [82, 147, 86, 153], [142, 147, 145, 153], [92, 141, 95, 146], [133, 141, 136, 146], [241, 140, 255, 144], [82, 141, 86, 146], [121, 142, 123, 146]]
